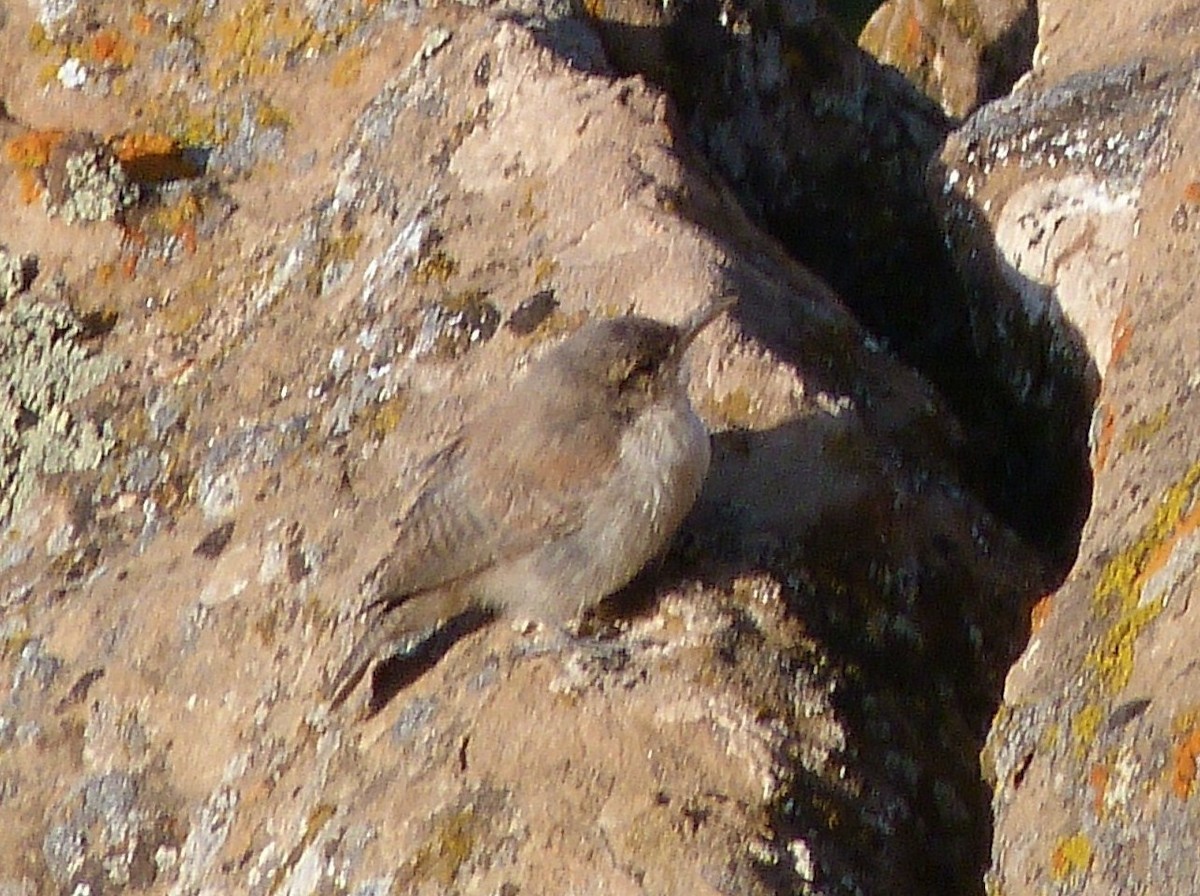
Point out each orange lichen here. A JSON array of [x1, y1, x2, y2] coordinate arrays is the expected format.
[[16, 170, 42, 204], [1093, 402, 1116, 471], [1029, 593, 1054, 633], [178, 222, 198, 254], [901, 12, 924, 58], [5, 130, 66, 203], [1089, 763, 1109, 816], [114, 132, 176, 161], [1109, 304, 1133, 368], [84, 28, 136, 68], [5, 129, 66, 168], [1172, 727, 1200, 799], [1183, 181, 1200, 205]]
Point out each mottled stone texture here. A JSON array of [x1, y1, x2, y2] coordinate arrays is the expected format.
[[859, 0, 1036, 118], [0, 0, 1197, 894], [930, 3, 1200, 892]]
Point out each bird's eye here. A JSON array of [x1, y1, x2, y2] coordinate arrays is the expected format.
[[613, 354, 660, 393], [630, 356, 657, 378]]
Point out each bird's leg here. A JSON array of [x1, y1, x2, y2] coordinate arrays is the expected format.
[[511, 620, 650, 670]]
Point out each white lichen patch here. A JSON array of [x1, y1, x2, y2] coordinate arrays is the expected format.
[[57, 57, 88, 90], [0, 246, 34, 303], [43, 143, 140, 224]]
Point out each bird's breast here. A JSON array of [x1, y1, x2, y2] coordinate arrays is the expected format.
[[471, 392, 711, 623], [612, 396, 711, 530]]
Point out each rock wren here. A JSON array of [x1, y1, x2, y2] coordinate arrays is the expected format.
[[326, 298, 732, 706]]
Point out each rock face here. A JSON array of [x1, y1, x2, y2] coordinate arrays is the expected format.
[[0, 1, 1194, 895], [859, 0, 1037, 119], [929, 1, 1200, 892]]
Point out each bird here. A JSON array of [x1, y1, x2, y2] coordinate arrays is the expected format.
[[325, 297, 733, 707]]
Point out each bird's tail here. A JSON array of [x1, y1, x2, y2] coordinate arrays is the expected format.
[[323, 587, 477, 708]]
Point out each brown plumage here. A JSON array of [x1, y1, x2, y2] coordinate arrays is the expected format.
[[325, 299, 731, 706]]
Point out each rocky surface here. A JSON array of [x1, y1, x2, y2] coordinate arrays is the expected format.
[[0, 0, 1196, 894], [858, 0, 1036, 119], [929, 0, 1200, 891]]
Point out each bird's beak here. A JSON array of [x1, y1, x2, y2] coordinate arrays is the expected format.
[[677, 294, 736, 352]]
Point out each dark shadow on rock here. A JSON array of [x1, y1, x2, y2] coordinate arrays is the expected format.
[[528, 5, 1096, 893], [977, 3, 1038, 109], [365, 607, 495, 717], [373, 6, 1091, 891]]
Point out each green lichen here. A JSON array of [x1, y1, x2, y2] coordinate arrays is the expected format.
[[0, 298, 123, 524]]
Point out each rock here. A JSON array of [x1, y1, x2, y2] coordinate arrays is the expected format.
[[927, 0, 1200, 891], [858, 0, 1037, 119], [2, 0, 1194, 894]]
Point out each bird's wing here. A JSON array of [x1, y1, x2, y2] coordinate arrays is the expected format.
[[369, 390, 620, 603]]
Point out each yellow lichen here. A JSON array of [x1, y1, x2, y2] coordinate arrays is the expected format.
[[1071, 704, 1103, 754], [365, 395, 407, 440], [1085, 602, 1163, 694], [1085, 461, 1200, 693], [161, 273, 217, 336], [330, 46, 364, 88], [532, 256, 557, 286], [27, 22, 56, 54], [1050, 832, 1092, 882], [1118, 405, 1170, 454], [209, 0, 325, 89], [410, 806, 479, 886], [1094, 461, 1200, 615], [254, 101, 293, 131], [516, 184, 546, 225], [414, 250, 458, 284], [707, 387, 758, 428]]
